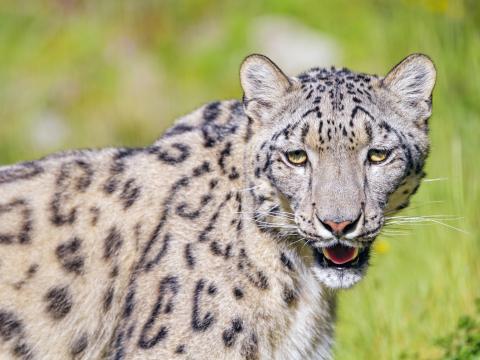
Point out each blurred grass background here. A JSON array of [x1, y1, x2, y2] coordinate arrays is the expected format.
[[0, 0, 479, 359]]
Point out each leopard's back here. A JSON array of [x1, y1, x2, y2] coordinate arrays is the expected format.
[[0, 100, 318, 360]]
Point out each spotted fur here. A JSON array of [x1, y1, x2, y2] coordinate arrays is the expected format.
[[0, 53, 435, 359]]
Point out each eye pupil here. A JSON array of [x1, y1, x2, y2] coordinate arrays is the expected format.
[[286, 150, 308, 165]]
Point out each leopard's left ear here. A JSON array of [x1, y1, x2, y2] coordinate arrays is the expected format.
[[240, 54, 294, 123], [382, 53, 436, 121]]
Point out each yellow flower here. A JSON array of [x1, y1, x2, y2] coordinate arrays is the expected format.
[[374, 239, 390, 255]]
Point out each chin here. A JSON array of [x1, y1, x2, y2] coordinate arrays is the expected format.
[[310, 243, 372, 289]]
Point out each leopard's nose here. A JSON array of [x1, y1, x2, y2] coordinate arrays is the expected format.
[[317, 213, 362, 237]]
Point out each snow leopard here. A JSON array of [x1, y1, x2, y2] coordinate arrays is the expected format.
[[0, 53, 436, 359]]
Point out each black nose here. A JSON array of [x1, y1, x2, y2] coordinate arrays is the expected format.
[[317, 213, 362, 237]]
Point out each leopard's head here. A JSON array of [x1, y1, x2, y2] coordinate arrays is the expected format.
[[241, 53, 436, 289]]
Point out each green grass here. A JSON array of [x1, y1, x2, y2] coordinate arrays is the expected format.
[[0, 0, 479, 358]]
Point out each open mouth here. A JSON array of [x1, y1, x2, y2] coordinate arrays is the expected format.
[[313, 243, 370, 269]]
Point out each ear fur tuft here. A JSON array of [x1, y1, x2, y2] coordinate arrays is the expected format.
[[240, 54, 292, 122], [383, 53, 436, 119]]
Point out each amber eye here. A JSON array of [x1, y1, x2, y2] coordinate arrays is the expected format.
[[368, 149, 389, 164], [286, 150, 308, 166]]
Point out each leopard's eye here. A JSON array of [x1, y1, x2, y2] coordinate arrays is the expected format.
[[368, 149, 389, 164], [286, 150, 308, 166]]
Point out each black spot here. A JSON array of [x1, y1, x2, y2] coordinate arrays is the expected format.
[[163, 124, 195, 138], [280, 252, 294, 271], [123, 287, 135, 318], [300, 123, 310, 143], [176, 194, 212, 219], [0, 199, 33, 244], [71, 332, 88, 356], [103, 227, 123, 260], [244, 116, 254, 142], [192, 279, 215, 332], [138, 276, 179, 349], [0, 161, 44, 185], [222, 331, 235, 347], [184, 243, 195, 269], [201, 102, 239, 147], [50, 160, 94, 226], [233, 287, 244, 300], [282, 286, 297, 306], [218, 142, 232, 173], [238, 249, 269, 290], [120, 178, 141, 209], [175, 344, 186, 354], [55, 237, 84, 275], [197, 193, 233, 242], [207, 284, 217, 295], [209, 178, 219, 189], [89, 206, 100, 226], [0, 311, 23, 340], [153, 143, 191, 165], [26, 264, 39, 277], [144, 233, 171, 272], [241, 332, 259, 360], [110, 265, 119, 278], [103, 159, 124, 195], [44, 285, 73, 320], [12, 341, 33, 359], [192, 161, 211, 177], [103, 287, 114, 313], [228, 167, 240, 180], [222, 318, 244, 347], [203, 101, 221, 122]]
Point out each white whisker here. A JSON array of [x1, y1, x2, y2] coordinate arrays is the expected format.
[[422, 177, 448, 182]]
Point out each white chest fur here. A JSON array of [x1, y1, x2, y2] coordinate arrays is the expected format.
[[275, 269, 336, 360]]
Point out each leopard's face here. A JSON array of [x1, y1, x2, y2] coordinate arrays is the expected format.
[[241, 54, 436, 289]]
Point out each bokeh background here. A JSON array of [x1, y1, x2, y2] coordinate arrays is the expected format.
[[0, 0, 479, 358]]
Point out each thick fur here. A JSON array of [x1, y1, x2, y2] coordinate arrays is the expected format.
[[0, 53, 435, 359]]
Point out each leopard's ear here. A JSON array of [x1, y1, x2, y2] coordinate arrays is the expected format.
[[382, 53, 436, 121], [240, 54, 293, 122]]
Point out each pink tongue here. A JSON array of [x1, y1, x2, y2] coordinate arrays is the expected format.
[[324, 245, 357, 265]]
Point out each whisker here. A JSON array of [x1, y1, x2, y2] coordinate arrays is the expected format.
[[384, 200, 445, 215], [422, 177, 448, 183], [384, 217, 469, 234]]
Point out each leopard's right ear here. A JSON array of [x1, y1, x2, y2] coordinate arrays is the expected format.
[[240, 54, 294, 122]]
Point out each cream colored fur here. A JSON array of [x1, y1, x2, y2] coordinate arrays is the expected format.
[[0, 53, 436, 359]]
